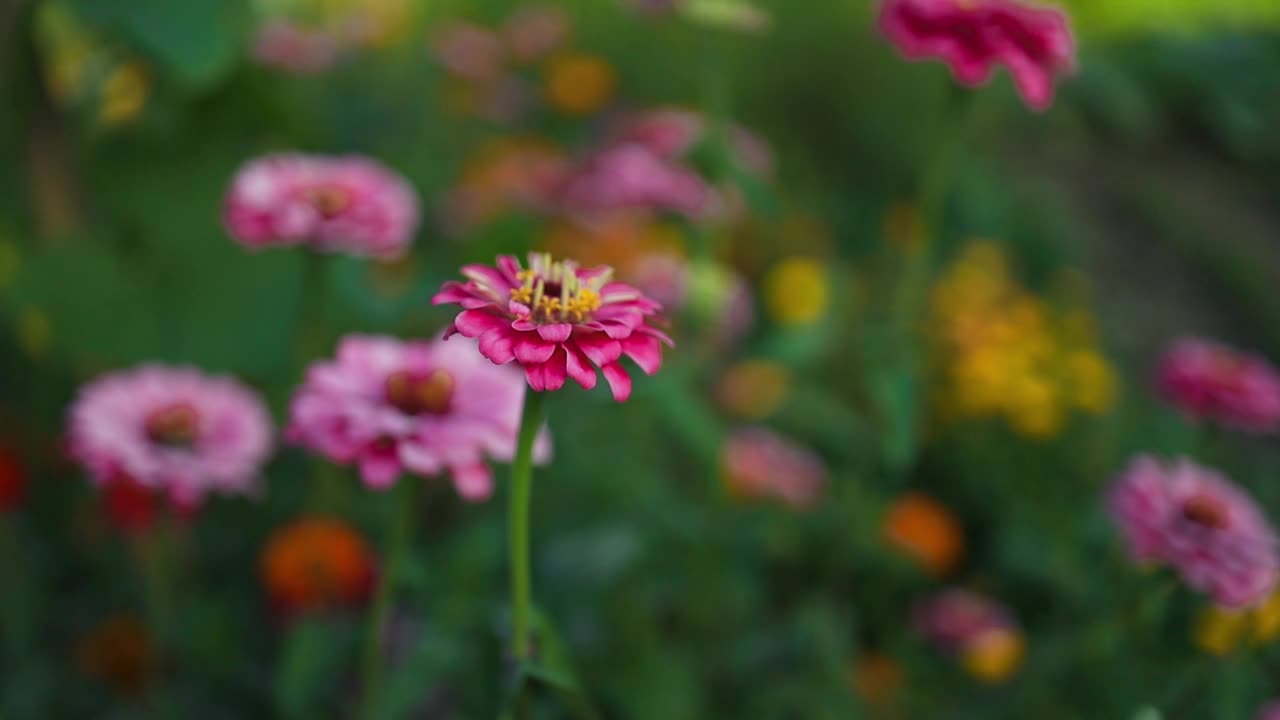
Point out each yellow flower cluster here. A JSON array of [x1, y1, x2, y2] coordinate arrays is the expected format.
[[37, 2, 151, 128], [1194, 590, 1280, 656], [930, 242, 1116, 438]]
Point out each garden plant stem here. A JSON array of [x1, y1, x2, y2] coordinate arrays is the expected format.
[[359, 478, 417, 720]]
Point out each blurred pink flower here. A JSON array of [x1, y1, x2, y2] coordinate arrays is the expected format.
[[504, 5, 571, 63], [1158, 338, 1280, 434], [612, 108, 773, 177], [914, 588, 1015, 653], [67, 366, 273, 508], [252, 21, 341, 74], [1258, 701, 1280, 720], [1108, 455, 1279, 609], [431, 21, 505, 81], [286, 334, 548, 500], [554, 143, 714, 222], [433, 253, 673, 402], [224, 154, 420, 259], [722, 428, 825, 508], [878, 0, 1075, 112]]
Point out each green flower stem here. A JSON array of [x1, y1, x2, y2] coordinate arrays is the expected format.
[[0, 515, 29, 662], [294, 251, 331, 372], [510, 390, 548, 662], [359, 477, 418, 720], [136, 520, 177, 719]]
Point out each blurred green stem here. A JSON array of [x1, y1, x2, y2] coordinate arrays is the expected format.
[[359, 477, 417, 720], [294, 252, 331, 371], [510, 391, 548, 663], [136, 520, 176, 719], [0, 515, 29, 661], [890, 86, 976, 336]]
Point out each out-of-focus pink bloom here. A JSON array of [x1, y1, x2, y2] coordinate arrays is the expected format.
[[878, 0, 1075, 112], [67, 366, 273, 509], [433, 253, 673, 402], [431, 21, 505, 81], [1108, 455, 1279, 609], [914, 588, 1015, 653], [1257, 701, 1280, 720], [554, 143, 714, 222], [722, 428, 825, 508], [252, 21, 341, 74], [224, 154, 420, 259], [287, 334, 547, 500], [504, 5, 570, 62], [612, 108, 773, 178], [1157, 338, 1280, 434], [628, 252, 690, 311]]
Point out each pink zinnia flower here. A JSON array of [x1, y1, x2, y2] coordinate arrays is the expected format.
[[1108, 455, 1280, 609], [878, 0, 1076, 112], [224, 153, 420, 259], [914, 589, 1015, 653], [1157, 338, 1280, 434], [430, 21, 505, 81], [553, 143, 714, 222], [67, 366, 273, 508], [433, 253, 673, 402], [612, 108, 773, 178], [722, 428, 826, 508], [286, 334, 548, 500], [503, 5, 570, 63], [252, 21, 342, 74]]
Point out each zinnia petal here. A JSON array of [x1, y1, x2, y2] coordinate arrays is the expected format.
[[601, 362, 632, 403]]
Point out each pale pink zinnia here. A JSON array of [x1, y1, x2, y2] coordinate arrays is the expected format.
[[1257, 701, 1280, 720], [286, 334, 548, 500], [67, 366, 273, 507], [1108, 455, 1279, 609], [878, 0, 1076, 112], [1157, 337, 1280, 434], [224, 153, 420, 259], [553, 143, 714, 223], [722, 428, 826, 508], [433, 253, 673, 402]]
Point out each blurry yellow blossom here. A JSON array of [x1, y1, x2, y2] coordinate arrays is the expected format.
[[543, 53, 616, 116], [98, 63, 149, 127], [17, 307, 53, 359], [716, 360, 790, 419], [961, 628, 1024, 684], [930, 241, 1116, 439], [764, 257, 828, 325], [1194, 590, 1280, 656]]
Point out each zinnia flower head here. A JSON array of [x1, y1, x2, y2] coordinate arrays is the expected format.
[[914, 588, 1013, 653], [261, 516, 377, 617], [287, 334, 548, 499], [251, 20, 342, 74], [67, 366, 273, 510], [1157, 337, 1280, 434], [883, 492, 965, 576], [721, 427, 826, 508], [224, 153, 420, 259], [433, 253, 673, 402], [553, 143, 714, 222], [878, 0, 1076, 111], [1108, 455, 1279, 609]]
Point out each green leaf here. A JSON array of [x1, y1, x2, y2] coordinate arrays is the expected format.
[[274, 618, 355, 720], [67, 0, 248, 90]]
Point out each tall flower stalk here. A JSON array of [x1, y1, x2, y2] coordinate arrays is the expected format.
[[358, 478, 417, 720], [508, 390, 548, 660]]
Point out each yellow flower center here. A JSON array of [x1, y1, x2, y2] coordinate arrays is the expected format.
[[509, 254, 609, 324]]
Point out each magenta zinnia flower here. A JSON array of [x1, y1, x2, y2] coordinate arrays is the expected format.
[[286, 334, 548, 499], [1108, 455, 1280, 609], [878, 0, 1076, 112], [914, 588, 1015, 653], [433, 253, 672, 402], [67, 366, 273, 507], [1157, 337, 1280, 434], [224, 153, 420, 259], [553, 143, 714, 222], [722, 428, 826, 508]]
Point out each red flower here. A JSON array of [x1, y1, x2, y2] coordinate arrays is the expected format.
[[433, 253, 672, 402], [879, 0, 1075, 111], [0, 448, 25, 513]]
